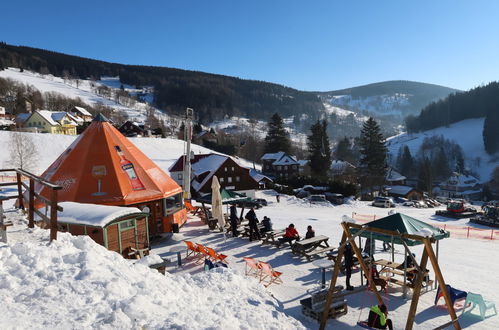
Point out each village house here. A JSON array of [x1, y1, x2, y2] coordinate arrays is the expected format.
[[261, 152, 307, 179], [192, 130, 218, 146], [70, 106, 93, 122], [438, 172, 482, 200], [169, 153, 271, 197], [330, 160, 356, 181], [22, 110, 78, 135], [386, 185, 423, 200], [118, 121, 147, 137]]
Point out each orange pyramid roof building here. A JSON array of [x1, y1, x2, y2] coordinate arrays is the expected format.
[[37, 114, 186, 235]]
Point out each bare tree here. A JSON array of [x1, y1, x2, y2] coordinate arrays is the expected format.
[[8, 131, 39, 172]]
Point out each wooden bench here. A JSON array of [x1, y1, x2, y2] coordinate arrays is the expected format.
[[300, 287, 348, 321], [262, 229, 286, 245], [291, 235, 330, 259], [303, 246, 337, 261]]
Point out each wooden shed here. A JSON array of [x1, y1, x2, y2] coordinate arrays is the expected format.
[[47, 202, 150, 257]]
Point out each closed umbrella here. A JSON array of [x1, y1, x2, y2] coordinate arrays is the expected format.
[[211, 176, 225, 231]]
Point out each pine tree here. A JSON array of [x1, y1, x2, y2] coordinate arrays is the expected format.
[[418, 157, 433, 196], [307, 120, 332, 179], [264, 113, 291, 154], [433, 147, 451, 180], [358, 117, 388, 196], [396, 145, 413, 177], [483, 108, 499, 155], [335, 137, 356, 164]]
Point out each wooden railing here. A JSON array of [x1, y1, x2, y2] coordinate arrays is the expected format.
[[0, 168, 62, 241]]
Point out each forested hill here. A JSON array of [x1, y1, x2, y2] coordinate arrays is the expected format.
[[318, 80, 459, 117], [0, 42, 323, 123], [405, 81, 499, 155]]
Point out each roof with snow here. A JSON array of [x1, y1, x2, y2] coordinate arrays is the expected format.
[[272, 154, 299, 166], [36, 110, 60, 126], [442, 173, 480, 187], [249, 168, 272, 183], [169, 154, 212, 172], [73, 106, 92, 116], [261, 152, 285, 161], [331, 160, 356, 171], [191, 154, 228, 191], [386, 167, 406, 182], [15, 113, 31, 124], [386, 185, 418, 196], [38, 202, 144, 227]]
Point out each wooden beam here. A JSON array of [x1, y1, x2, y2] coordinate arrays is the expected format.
[[16, 169, 62, 190], [0, 182, 17, 187], [319, 232, 347, 330], [405, 247, 429, 329], [16, 172, 24, 210], [28, 178, 34, 228], [50, 188, 58, 241], [343, 222, 383, 305], [422, 238, 461, 330]]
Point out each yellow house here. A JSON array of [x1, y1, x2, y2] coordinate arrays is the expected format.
[[24, 110, 78, 135]]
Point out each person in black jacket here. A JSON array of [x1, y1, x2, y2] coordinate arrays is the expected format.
[[229, 204, 239, 237], [245, 207, 261, 241]]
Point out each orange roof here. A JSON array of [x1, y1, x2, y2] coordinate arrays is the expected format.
[[37, 114, 182, 206]]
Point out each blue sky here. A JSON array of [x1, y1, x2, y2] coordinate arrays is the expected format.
[[2, 1, 499, 91]]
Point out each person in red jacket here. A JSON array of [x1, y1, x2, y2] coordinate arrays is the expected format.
[[279, 223, 300, 245]]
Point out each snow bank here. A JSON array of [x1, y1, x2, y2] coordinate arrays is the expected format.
[[0, 230, 304, 330]]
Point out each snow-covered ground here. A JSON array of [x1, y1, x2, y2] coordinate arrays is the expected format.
[[2, 190, 498, 329], [386, 118, 498, 182], [0, 131, 260, 176], [0, 68, 167, 124], [1, 209, 302, 330], [327, 94, 411, 117]]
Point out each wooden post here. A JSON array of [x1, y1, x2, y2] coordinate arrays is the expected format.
[[16, 171, 24, 210], [319, 232, 347, 330], [28, 178, 34, 228], [423, 238, 461, 330], [405, 248, 429, 330], [50, 188, 58, 241]]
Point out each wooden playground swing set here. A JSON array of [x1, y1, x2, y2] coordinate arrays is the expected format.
[[319, 221, 462, 330]]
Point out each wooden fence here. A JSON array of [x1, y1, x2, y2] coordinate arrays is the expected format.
[[0, 168, 62, 241]]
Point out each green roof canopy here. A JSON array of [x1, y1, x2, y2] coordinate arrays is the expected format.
[[350, 213, 450, 246], [195, 189, 251, 205]]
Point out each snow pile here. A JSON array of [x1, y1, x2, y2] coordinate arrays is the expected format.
[[0, 229, 304, 330]]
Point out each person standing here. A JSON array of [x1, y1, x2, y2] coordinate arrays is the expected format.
[[276, 194, 280, 203], [344, 243, 354, 290], [245, 207, 261, 242], [229, 204, 239, 237]]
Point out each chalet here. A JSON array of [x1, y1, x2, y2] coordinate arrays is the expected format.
[[23, 110, 78, 135], [438, 173, 482, 200], [70, 106, 93, 122], [15, 113, 31, 128], [386, 167, 406, 186], [193, 130, 218, 146], [169, 153, 271, 196], [330, 160, 356, 181], [386, 185, 423, 200], [261, 152, 304, 179], [119, 121, 147, 137]]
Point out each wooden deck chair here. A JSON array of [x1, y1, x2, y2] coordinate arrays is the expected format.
[[184, 200, 200, 215], [258, 261, 283, 287], [184, 240, 202, 259], [243, 257, 261, 277], [195, 243, 211, 263], [206, 247, 229, 264]]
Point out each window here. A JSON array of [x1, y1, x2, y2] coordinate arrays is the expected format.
[[224, 167, 228, 172], [231, 167, 234, 171], [163, 193, 183, 215], [220, 177, 225, 183], [119, 220, 134, 231], [277, 166, 282, 171], [284, 165, 288, 170], [293, 165, 297, 170], [178, 173, 183, 180], [236, 176, 240, 182], [228, 177, 232, 183]]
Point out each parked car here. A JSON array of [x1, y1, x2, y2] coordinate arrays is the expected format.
[[372, 197, 395, 208], [436, 196, 449, 204], [413, 200, 428, 208], [325, 192, 344, 205], [254, 198, 268, 207], [402, 201, 415, 207], [394, 197, 408, 204], [308, 194, 330, 204]]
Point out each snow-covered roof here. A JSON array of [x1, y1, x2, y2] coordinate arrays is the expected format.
[[249, 168, 272, 183], [261, 152, 285, 161], [36, 110, 60, 126], [73, 106, 92, 116], [297, 160, 309, 166], [191, 154, 228, 191], [37, 202, 144, 227], [272, 154, 299, 166], [386, 185, 417, 196], [66, 112, 84, 123], [443, 173, 480, 187], [15, 113, 31, 124], [386, 167, 406, 182], [331, 160, 356, 171]]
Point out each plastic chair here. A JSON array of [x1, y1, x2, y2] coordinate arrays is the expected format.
[[435, 285, 467, 306], [461, 292, 497, 320]]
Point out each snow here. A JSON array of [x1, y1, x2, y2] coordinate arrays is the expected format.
[[191, 154, 228, 191], [38, 202, 144, 227], [327, 93, 411, 117], [1, 211, 303, 330], [387, 118, 498, 182]]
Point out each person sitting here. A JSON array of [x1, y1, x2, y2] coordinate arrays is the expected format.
[[279, 223, 300, 245], [260, 216, 273, 235], [368, 304, 393, 330], [305, 225, 315, 239]]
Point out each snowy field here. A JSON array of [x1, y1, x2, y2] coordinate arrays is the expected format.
[[0, 131, 260, 175], [2, 191, 498, 329], [386, 118, 497, 182]]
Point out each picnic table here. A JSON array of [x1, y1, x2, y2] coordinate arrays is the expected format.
[[291, 235, 336, 261], [261, 229, 286, 245], [374, 259, 433, 291]]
